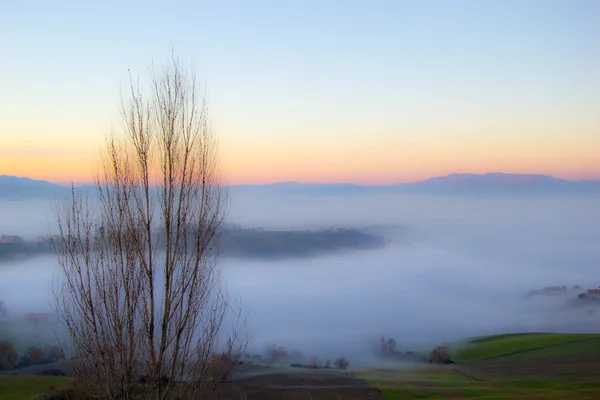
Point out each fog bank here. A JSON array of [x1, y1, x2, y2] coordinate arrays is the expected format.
[[1, 194, 599, 359]]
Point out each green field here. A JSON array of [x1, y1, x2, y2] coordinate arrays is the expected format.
[[516, 337, 600, 357], [357, 368, 600, 400], [359, 333, 600, 399], [3, 333, 600, 399], [0, 376, 73, 400], [453, 333, 600, 362]]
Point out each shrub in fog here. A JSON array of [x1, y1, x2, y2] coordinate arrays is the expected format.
[[334, 357, 349, 370], [0, 340, 18, 370], [429, 345, 452, 364]]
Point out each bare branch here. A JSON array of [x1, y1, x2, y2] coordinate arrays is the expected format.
[[51, 52, 244, 400]]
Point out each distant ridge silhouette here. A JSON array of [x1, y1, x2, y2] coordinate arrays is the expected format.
[[2, 173, 600, 199]]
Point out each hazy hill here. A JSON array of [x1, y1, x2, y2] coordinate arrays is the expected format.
[[230, 173, 600, 197], [0, 227, 386, 261], [0, 175, 69, 200], [3, 173, 600, 200], [386, 173, 600, 196]]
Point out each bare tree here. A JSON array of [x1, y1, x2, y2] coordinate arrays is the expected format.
[[266, 344, 288, 363], [380, 335, 396, 355], [387, 338, 396, 354], [309, 356, 320, 368], [0, 341, 18, 370], [26, 346, 44, 364], [334, 357, 349, 370], [429, 345, 451, 364], [52, 53, 245, 399]]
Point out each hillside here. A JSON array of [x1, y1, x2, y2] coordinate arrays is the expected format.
[[453, 333, 600, 362], [0, 175, 68, 200], [0, 227, 386, 262], [232, 173, 600, 197], [219, 227, 385, 259], [3, 173, 600, 200], [358, 332, 600, 398]]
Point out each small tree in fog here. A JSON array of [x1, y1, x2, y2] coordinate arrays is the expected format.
[[429, 345, 451, 364], [334, 357, 349, 370], [309, 356, 320, 368], [26, 346, 44, 364], [0, 341, 18, 370], [52, 53, 246, 399], [266, 344, 287, 362], [387, 338, 396, 353], [46, 345, 63, 362]]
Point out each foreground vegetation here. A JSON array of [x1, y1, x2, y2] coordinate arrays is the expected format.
[[357, 368, 600, 400], [0, 376, 73, 400], [358, 332, 600, 399], [3, 332, 600, 399]]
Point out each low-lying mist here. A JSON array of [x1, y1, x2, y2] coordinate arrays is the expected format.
[[1, 194, 599, 363]]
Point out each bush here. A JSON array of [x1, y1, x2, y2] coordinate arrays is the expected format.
[[334, 357, 349, 370], [429, 345, 452, 364], [208, 354, 234, 381], [289, 363, 323, 369], [138, 375, 170, 387], [266, 344, 287, 362], [19, 346, 53, 368], [15, 344, 63, 368], [0, 340, 18, 370], [28, 346, 45, 364], [46, 345, 63, 362], [36, 387, 90, 400], [37, 368, 67, 376], [309, 356, 321, 368]]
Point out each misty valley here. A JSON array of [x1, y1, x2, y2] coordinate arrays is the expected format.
[[1, 195, 599, 375], [3, 1, 600, 397]]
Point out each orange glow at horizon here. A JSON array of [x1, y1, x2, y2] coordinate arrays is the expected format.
[[2, 132, 599, 185], [3, 161, 599, 185]]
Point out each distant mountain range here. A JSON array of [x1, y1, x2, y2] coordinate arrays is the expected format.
[[230, 173, 600, 197], [0, 175, 80, 200], [2, 173, 600, 200]]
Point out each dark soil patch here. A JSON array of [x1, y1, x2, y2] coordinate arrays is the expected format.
[[2, 364, 384, 399], [233, 370, 384, 400]]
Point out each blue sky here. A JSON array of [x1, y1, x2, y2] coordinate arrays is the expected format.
[[1, 0, 599, 183]]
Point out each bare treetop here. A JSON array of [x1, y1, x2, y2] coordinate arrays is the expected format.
[[52, 53, 245, 400]]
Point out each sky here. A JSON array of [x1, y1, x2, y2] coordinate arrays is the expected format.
[[1, 0, 599, 185]]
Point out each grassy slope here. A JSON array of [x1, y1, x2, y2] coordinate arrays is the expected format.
[[0, 376, 73, 400], [4, 333, 599, 399], [360, 333, 600, 399], [357, 368, 600, 400], [453, 333, 600, 362], [516, 337, 600, 357]]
